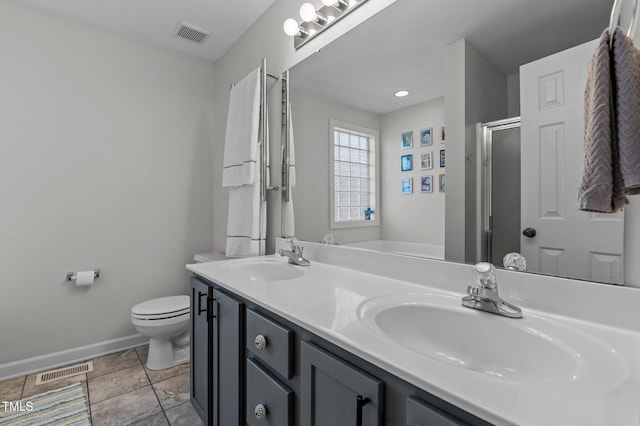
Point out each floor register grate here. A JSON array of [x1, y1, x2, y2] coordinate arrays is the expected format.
[[35, 361, 93, 385]]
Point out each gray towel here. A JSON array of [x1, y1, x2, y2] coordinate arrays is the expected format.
[[578, 30, 628, 212], [613, 28, 640, 194]]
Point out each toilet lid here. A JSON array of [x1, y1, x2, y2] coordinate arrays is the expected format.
[[132, 295, 190, 316]]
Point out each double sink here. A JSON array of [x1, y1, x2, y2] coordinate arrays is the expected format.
[[217, 257, 626, 386]]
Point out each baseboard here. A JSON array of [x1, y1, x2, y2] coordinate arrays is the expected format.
[[0, 334, 149, 381]]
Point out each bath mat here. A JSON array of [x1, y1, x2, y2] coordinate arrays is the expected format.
[[0, 382, 90, 426]]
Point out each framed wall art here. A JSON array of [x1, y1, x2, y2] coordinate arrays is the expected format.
[[439, 149, 445, 168], [401, 131, 413, 149], [420, 128, 433, 146], [439, 174, 446, 192], [401, 177, 413, 194], [420, 152, 433, 170], [401, 154, 413, 171], [420, 175, 433, 193]]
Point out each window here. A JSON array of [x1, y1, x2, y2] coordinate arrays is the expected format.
[[329, 120, 379, 229]]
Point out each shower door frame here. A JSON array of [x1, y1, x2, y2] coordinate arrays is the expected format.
[[478, 116, 521, 264]]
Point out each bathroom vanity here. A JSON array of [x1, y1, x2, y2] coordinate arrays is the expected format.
[[187, 241, 640, 426]]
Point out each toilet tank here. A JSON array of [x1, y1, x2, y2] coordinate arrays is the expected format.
[[194, 252, 229, 263]]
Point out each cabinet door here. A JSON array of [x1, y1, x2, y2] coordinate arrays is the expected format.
[[406, 396, 466, 426], [300, 342, 383, 426], [190, 278, 211, 425], [212, 289, 244, 426]]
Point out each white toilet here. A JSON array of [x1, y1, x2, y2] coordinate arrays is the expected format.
[[131, 252, 228, 370]]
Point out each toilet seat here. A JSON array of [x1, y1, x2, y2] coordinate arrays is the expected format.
[[131, 295, 190, 321]]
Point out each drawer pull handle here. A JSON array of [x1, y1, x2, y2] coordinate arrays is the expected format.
[[197, 291, 207, 315], [254, 334, 268, 350], [356, 395, 370, 426], [254, 403, 267, 419]]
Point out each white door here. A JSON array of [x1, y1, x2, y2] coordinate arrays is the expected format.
[[520, 40, 624, 284]]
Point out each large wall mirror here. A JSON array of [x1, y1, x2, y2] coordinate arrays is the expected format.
[[287, 0, 637, 285]]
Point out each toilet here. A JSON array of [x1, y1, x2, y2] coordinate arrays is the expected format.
[[131, 252, 228, 370]]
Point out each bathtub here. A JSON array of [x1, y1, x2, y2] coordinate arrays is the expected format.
[[344, 240, 444, 260]]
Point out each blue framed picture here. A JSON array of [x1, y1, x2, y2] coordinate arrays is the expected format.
[[401, 177, 413, 194], [439, 149, 445, 168], [401, 154, 413, 171], [401, 131, 413, 149], [420, 128, 433, 146]]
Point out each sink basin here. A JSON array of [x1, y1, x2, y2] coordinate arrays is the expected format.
[[220, 258, 305, 281], [359, 293, 625, 384]]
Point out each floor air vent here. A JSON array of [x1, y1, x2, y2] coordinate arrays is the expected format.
[[35, 361, 93, 385], [174, 22, 210, 44]]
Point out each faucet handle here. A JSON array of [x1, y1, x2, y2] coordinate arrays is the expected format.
[[503, 252, 527, 271], [286, 237, 300, 250], [472, 262, 497, 290], [467, 285, 481, 297]]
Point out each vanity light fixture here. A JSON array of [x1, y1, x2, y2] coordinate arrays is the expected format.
[[283, 0, 369, 49], [395, 90, 410, 98], [321, 0, 350, 9], [300, 3, 327, 24]]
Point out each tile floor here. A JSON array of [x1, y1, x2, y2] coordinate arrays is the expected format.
[[0, 345, 203, 426]]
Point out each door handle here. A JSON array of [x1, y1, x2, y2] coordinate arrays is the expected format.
[[197, 291, 207, 315], [355, 395, 370, 426], [522, 227, 537, 238]]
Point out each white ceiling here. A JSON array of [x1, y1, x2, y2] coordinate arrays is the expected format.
[[290, 0, 612, 114], [16, 0, 277, 62]]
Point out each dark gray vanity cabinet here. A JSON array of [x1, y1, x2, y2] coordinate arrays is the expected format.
[[190, 277, 211, 424], [300, 341, 383, 426], [406, 396, 466, 426], [190, 277, 244, 426], [191, 275, 492, 426]]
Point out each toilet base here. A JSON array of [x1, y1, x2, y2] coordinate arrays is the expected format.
[[145, 338, 190, 370]]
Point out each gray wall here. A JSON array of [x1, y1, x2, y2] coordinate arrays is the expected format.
[[507, 73, 521, 117], [380, 98, 446, 245], [0, 1, 215, 364], [291, 89, 381, 244], [444, 39, 507, 263]]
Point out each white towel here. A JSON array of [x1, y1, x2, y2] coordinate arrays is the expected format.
[[226, 183, 266, 257], [223, 68, 261, 187], [225, 67, 266, 257], [282, 103, 296, 238]]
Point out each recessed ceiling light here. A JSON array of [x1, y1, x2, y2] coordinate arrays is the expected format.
[[394, 90, 410, 98]]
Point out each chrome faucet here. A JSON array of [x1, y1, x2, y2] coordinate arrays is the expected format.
[[461, 262, 522, 318], [279, 237, 311, 266]]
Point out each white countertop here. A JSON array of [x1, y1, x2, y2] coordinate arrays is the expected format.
[[187, 242, 640, 426]]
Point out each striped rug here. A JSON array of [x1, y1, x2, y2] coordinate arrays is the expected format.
[[0, 382, 90, 426]]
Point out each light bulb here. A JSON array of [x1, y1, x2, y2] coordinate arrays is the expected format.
[[300, 3, 317, 22], [321, 0, 336, 6], [283, 18, 300, 36], [394, 90, 410, 98]]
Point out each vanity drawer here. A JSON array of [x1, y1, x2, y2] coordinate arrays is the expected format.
[[246, 358, 293, 426], [246, 308, 294, 378], [406, 396, 466, 426]]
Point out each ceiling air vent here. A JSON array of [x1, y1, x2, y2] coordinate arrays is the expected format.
[[174, 21, 210, 45]]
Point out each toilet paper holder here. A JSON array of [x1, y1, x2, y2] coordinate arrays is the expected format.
[[66, 270, 100, 281]]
